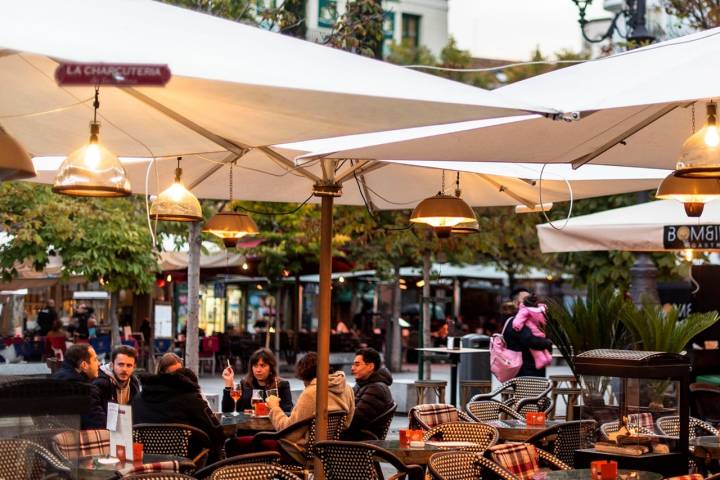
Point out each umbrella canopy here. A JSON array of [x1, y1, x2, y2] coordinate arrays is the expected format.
[[299, 28, 720, 171], [537, 200, 720, 253], [0, 0, 548, 162]]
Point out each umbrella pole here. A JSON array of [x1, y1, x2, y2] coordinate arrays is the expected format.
[[314, 191, 334, 479]]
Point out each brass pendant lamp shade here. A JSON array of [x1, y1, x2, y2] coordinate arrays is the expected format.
[[656, 170, 720, 217], [150, 157, 203, 222], [675, 102, 720, 178], [0, 126, 36, 181], [203, 163, 259, 246], [52, 88, 131, 197], [410, 192, 476, 228], [450, 221, 480, 235]]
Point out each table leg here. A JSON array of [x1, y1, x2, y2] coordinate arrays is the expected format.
[[450, 354, 459, 406]]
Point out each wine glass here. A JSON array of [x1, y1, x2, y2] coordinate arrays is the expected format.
[[229, 386, 242, 416]]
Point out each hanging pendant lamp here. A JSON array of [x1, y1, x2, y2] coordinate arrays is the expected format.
[[150, 156, 202, 222], [52, 87, 131, 197], [411, 171, 476, 228], [675, 102, 720, 178], [0, 126, 36, 181], [203, 162, 259, 247], [656, 170, 720, 217]]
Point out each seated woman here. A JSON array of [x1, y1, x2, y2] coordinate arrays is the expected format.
[[225, 352, 355, 461], [221, 348, 293, 414], [132, 367, 224, 463], [156, 352, 182, 374]]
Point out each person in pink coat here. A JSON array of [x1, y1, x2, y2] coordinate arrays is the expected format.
[[512, 294, 552, 370]]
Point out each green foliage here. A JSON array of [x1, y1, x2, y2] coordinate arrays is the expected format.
[[664, 0, 720, 30], [0, 182, 157, 294], [545, 283, 632, 376], [621, 301, 719, 353], [160, 0, 256, 23], [386, 40, 436, 67], [328, 0, 384, 58]]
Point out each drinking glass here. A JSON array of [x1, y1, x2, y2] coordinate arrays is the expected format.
[[251, 389, 265, 406], [229, 386, 242, 416], [266, 388, 279, 399]]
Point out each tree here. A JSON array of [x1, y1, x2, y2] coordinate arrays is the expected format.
[[386, 40, 436, 67], [0, 182, 158, 342], [665, 1, 720, 30], [328, 0, 385, 59]]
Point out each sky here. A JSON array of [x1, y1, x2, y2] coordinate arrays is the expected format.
[[448, 0, 610, 60]]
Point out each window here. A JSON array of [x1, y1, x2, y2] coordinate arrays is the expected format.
[[318, 0, 337, 29], [401, 13, 421, 48]]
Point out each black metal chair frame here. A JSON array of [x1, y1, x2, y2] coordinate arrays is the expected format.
[[471, 377, 552, 414], [427, 451, 516, 480], [133, 423, 212, 468], [210, 462, 303, 480], [193, 452, 281, 480], [465, 400, 524, 422], [422, 422, 499, 453], [525, 419, 597, 468], [351, 402, 398, 441], [315, 440, 424, 480]]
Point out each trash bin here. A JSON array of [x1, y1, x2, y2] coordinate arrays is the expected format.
[[460, 334, 491, 397]]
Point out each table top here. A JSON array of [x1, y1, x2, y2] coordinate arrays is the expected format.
[[216, 412, 275, 435], [415, 347, 489, 354], [484, 419, 564, 442], [544, 469, 662, 480], [363, 439, 448, 465]]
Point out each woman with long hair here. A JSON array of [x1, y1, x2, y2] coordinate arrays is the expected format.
[[221, 348, 293, 413]]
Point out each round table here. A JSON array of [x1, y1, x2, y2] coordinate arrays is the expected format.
[[544, 469, 662, 480]]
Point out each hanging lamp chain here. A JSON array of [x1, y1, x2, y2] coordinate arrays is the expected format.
[[89, 86, 101, 142], [692, 103, 696, 134], [175, 156, 182, 182], [455, 171, 461, 197], [441, 169, 446, 195]]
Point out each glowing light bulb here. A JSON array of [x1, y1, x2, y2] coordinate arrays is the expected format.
[[338, 276, 345, 284], [84, 143, 101, 170], [705, 126, 720, 148], [167, 182, 185, 202], [683, 249, 694, 262], [166, 274, 172, 282], [242, 262, 249, 270]]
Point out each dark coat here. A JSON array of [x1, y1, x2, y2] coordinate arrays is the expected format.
[[346, 367, 394, 437], [36, 306, 57, 336], [502, 316, 553, 377], [92, 366, 141, 416], [221, 378, 293, 413], [132, 373, 224, 458], [51, 361, 106, 429]]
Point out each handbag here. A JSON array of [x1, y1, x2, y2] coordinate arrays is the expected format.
[[490, 317, 523, 382]]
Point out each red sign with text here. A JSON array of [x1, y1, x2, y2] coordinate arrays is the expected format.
[[55, 63, 171, 86]]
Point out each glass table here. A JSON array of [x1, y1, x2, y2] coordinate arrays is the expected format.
[[543, 469, 662, 480]]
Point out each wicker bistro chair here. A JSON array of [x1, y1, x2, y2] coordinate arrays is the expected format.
[[471, 377, 552, 414], [656, 415, 720, 439], [408, 403, 474, 430], [193, 452, 281, 480], [315, 440, 424, 480], [251, 410, 347, 477], [525, 419, 597, 468], [0, 438, 71, 480], [490, 443, 571, 479], [422, 422, 499, 453], [465, 400, 525, 422], [344, 403, 398, 441], [133, 423, 212, 469], [210, 463, 303, 480], [122, 474, 197, 480], [52, 428, 110, 462], [428, 451, 517, 480]]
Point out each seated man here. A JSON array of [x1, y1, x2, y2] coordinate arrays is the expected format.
[[343, 347, 394, 439], [93, 345, 140, 416], [51, 343, 105, 429]]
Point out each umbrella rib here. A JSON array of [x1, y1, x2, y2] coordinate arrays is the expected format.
[[257, 146, 322, 183], [188, 152, 241, 190], [475, 173, 536, 208], [570, 103, 680, 170], [121, 87, 250, 155], [335, 160, 382, 184]]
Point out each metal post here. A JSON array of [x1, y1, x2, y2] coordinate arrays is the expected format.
[[314, 193, 334, 480], [186, 221, 202, 375]]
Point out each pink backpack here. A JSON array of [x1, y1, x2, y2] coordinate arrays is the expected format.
[[490, 317, 523, 382]]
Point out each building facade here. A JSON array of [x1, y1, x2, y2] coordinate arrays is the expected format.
[[305, 0, 449, 56]]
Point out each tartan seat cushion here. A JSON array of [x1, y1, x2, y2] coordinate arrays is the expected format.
[[490, 443, 540, 480], [411, 404, 462, 429], [53, 429, 110, 461]]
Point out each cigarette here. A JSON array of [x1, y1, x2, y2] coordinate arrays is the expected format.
[[227, 359, 231, 368]]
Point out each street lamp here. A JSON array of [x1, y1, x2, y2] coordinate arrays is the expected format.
[[572, 0, 654, 44]]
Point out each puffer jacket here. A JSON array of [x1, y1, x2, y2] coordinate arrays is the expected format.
[[93, 363, 141, 415], [347, 367, 394, 437]]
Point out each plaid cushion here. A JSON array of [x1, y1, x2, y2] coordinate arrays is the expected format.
[[53, 430, 110, 461], [117, 460, 180, 476], [665, 476, 703, 480], [414, 404, 459, 429], [490, 443, 540, 480], [628, 413, 655, 431]]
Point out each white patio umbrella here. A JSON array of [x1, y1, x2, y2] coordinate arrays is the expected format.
[[537, 200, 720, 253], [0, 0, 554, 447], [298, 27, 720, 171]]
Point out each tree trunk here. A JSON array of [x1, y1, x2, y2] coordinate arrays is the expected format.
[[385, 265, 403, 372], [110, 291, 121, 347], [507, 269, 516, 296], [147, 293, 155, 373], [185, 221, 202, 375]]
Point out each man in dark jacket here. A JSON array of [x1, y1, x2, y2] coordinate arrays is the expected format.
[[132, 367, 224, 463], [36, 299, 58, 336], [93, 345, 140, 417], [503, 288, 552, 377], [344, 347, 394, 439], [51, 343, 106, 429]]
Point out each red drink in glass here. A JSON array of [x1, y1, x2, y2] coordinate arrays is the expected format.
[[116, 445, 126, 463], [132, 443, 143, 464]]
